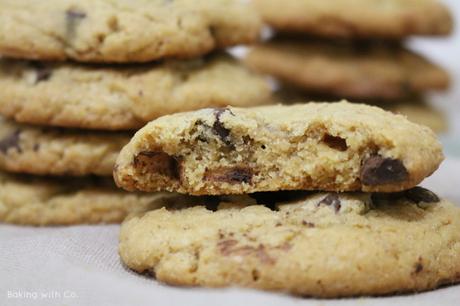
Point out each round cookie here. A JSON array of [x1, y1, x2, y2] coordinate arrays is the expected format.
[[0, 171, 181, 226], [0, 0, 261, 63], [253, 0, 453, 38], [119, 188, 460, 297], [245, 38, 450, 99], [0, 118, 130, 176], [114, 102, 444, 195], [0, 54, 272, 130]]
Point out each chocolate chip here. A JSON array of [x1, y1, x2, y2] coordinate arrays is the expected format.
[[322, 134, 348, 151], [404, 187, 440, 204], [133, 151, 180, 179], [204, 167, 252, 184], [28, 62, 52, 83], [33, 143, 40, 152], [318, 193, 341, 212], [66, 9, 86, 39], [0, 130, 22, 154], [203, 196, 221, 212], [212, 108, 234, 145], [360, 155, 408, 186]]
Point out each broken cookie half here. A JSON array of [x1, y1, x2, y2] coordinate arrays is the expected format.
[[114, 102, 443, 195]]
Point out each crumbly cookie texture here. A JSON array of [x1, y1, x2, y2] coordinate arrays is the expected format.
[[0, 0, 261, 63], [119, 188, 460, 297], [0, 118, 129, 176], [253, 0, 453, 38], [245, 39, 450, 99], [114, 102, 444, 195], [0, 171, 181, 226], [0, 55, 271, 130]]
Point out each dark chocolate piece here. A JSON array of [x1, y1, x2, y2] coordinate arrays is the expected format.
[[361, 154, 408, 185], [133, 151, 180, 179], [405, 187, 440, 204]]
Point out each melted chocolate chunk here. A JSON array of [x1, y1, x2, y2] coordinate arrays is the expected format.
[[133, 151, 180, 179], [404, 187, 440, 204], [0, 130, 22, 154], [204, 167, 252, 184], [318, 193, 341, 212], [322, 134, 348, 151], [212, 108, 234, 145], [361, 155, 408, 186]]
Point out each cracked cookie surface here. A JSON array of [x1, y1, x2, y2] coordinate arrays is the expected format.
[[253, 0, 452, 38], [0, 54, 271, 130], [245, 38, 450, 99], [0, 0, 261, 62], [119, 188, 460, 297], [0, 118, 129, 176], [0, 171, 178, 226], [114, 102, 443, 195]]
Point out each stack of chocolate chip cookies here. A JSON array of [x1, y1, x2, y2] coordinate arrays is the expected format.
[[114, 102, 460, 297], [245, 0, 453, 132], [0, 0, 271, 225]]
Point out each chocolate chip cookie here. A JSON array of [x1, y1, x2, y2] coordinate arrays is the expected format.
[[0, 118, 130, 176], [0, 54, 271, 130], [0, 0, 261, 62], [114, 102, 444, 195], [0, 171, 181, 226], [119, 188, 460, 297], [245, 38, 450, 99], [253, 0, 453, 38]]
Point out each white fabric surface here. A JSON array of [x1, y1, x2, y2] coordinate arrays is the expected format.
[[1, 0, 460, 305]]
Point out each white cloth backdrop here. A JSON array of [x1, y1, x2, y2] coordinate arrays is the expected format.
[[1, 1, 459, 305]]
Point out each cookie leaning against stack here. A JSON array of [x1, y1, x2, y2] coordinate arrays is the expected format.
[[247, 0, 452, 132], [0, 0, 271, 225], [115, 102, 460, 297]]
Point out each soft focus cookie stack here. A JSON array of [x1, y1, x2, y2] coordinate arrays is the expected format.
[[0, 0, 270, 225], [114, 101, 460, 297], [245, 0, 453, 133]]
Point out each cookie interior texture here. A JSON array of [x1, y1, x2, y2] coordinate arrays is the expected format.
[[245, 38, 450, 99], [0, 0, 261, 62], [0, 117, 130, 176], [0, 172, 176, 226], [114, 102, 443, 195], [253, 0, 453, 38], [119, 187, 460, 297], [0, 54, 272, 130]]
